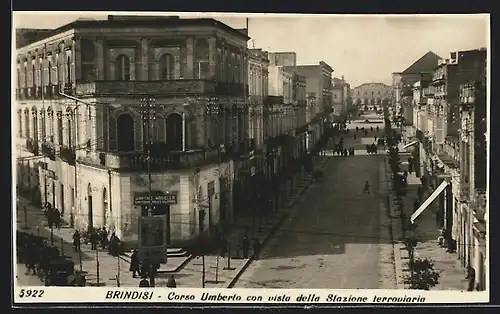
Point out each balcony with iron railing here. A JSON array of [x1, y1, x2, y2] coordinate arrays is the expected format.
[[75, 80, 248, 98], [16, 84, 69, 101], [91, 147, 226, 172], [41, 141, 56, 161], [59, 145, 76, 165], [472, 189, 487, 239], [26, 138, 39, 155]]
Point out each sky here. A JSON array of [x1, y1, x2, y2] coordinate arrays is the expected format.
[[13, 12, 489, 87]]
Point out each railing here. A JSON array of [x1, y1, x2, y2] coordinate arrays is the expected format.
[[75, 80, 244, 97], [459, 181, 470, 202], [41, 141, 56, 160], [26, 138, 39, 155], [472, 189, 487, 222], [104, 148, 224, 171], [59, 145, 76, 165]]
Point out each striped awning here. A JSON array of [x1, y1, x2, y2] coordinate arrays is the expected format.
[[403, 141, 418, 149]]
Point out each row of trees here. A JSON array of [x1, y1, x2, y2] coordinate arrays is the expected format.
[[383, 109, 440, 291]]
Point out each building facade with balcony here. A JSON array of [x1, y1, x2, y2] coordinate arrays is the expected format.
[[406, 49, 488, 291], [15, 16, 254, 247], [458, 81, 487, 291]]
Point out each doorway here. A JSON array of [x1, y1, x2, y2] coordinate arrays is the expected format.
[[87, 183, 93, 230], [219, 177, 227, 224], [52, 182, 56, 208], [141, 204, 171, 246]]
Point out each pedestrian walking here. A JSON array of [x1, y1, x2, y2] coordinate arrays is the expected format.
[[166, 275, 177, 288], [466, 266, 476, 291], [353, 134, 357, 140], [100, 227, 109, 250], [252, 238, 261, 260], [363, 181, 370, 194], [130, 249, 140, 278], [242, 234, 250, 259], [90, 228, 99, 250], [54, 208, 61, 229], [72, 230, 81, 252]]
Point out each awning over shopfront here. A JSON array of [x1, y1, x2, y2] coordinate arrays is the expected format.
[[410, 180, 449, 223], [403, 141, 418, 149]]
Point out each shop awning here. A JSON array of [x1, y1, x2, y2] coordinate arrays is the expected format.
[[403, 141, 418, 149], [410, 180, 449, 223]]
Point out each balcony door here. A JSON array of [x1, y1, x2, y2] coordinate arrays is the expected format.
[[165, 113, 183, 151], [117, 113, 135, 152]]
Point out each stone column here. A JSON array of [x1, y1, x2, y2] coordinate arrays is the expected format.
[[185, 37, 194, 79], [95, 37, 105, 80], [208, 37, 217, 79], [74, 37, 82, 82], [140, 37, 149, 80], [59, 41, 66, 86]]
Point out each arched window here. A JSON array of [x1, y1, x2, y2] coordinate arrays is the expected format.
[[56, 112, 63, 145], [67, 56, 72, 83], [216, 48, 222, 80], [66, 108, 74, 147], [115, 54, 131, 81], [194, 39, 209, 79], [117, 113, 135, 151], [24, 109, 30, 138], [32, 108, 38, 141], [47, 107, 54, 141], [108, 115, 117, 151], [17, 68, 21, 90], [32, 65, 36, 87], [154, 115, 166, 143], [234, 55, 240, 83], [17, 110, 22, 137], [48, 61, 52, 85], [159, 54, 175, 80], [40, 109, 46, 141], [24, 63, 28, 87], [165, 113, 183, 151]]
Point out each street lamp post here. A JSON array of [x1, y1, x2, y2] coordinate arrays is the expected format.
[[140, 95, 157, 287]]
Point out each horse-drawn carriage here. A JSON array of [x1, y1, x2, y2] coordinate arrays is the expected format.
[[17, 231, 77, 286]]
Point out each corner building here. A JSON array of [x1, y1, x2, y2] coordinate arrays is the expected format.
[[15, 16, 252, 247]]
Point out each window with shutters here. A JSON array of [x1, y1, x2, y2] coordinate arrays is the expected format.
[[115, 54, 131, 81], [117, 113, 135, 152], [159, 54, 175, 80], [108, 115, 117, 151], [155, 116, 166, 143], [24, 109, 30, 138], [17, 110, 22, 137], [194, 39, 210, 79]]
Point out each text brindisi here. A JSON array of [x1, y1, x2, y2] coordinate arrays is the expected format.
[[105, 290, 154, 300]]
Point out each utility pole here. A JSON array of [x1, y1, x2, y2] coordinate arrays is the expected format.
[[140, 95, 156, 287]]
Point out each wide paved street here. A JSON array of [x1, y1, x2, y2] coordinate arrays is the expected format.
[[234, 114, 396, 289]]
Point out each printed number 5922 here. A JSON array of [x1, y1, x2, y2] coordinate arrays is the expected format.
[[19, 289, 44, 298]]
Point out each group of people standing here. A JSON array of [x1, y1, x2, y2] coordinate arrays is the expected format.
[[43, 203, 62, 229], [71, 227, 122, 257]]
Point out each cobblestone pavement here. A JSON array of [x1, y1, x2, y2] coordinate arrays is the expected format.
[[234, 122, 395, 289]]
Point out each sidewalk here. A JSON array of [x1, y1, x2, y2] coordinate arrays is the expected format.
[[15, 157, 329, 288], [172, 156, 330, 288], [386, 154, 468, 290]]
